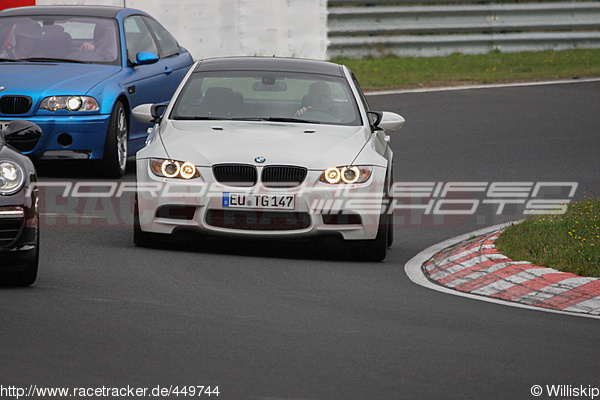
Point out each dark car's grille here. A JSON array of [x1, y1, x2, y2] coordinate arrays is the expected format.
[[0, 218, 24, 248], [213, 164, 257, 187], [261, 166, 308, 188], [0, 96, 33, 115], [206, 209, 311, 231]]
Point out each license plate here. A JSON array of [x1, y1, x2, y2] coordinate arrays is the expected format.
[[223, 192, 295, 210]]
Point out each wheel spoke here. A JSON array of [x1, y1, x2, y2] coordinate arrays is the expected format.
[[116, 109, 128, 171]]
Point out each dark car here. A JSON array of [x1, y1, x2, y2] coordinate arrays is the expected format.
[[0, 120, 41, 286], [0, 6, 194, 177]]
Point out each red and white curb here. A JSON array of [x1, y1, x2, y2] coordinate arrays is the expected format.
[[405, 223, 600, 319]]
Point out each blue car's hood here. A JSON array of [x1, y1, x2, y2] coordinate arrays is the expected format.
[[0, 62, 120, 96]]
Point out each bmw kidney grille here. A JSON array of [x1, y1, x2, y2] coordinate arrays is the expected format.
[[212, 164, 307, 187]]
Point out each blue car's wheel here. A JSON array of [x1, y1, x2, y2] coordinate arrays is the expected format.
[[101, 101, 128, 178]]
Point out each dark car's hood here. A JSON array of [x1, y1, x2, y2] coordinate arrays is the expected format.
[[0, 62, 120, 96]]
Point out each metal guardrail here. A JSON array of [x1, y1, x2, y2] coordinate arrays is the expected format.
[[327, 1, 600, 58]]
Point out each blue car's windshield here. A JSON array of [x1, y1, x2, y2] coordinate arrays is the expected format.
[[0, 15, 120, 65]]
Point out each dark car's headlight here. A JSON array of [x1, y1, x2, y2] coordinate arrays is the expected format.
[[40, 96, 99, 112], [320, 166, 372, 184], [0, 161, 25, 195], [150, 159, 200, 180]]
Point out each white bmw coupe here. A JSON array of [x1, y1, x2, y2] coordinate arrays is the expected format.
[[132, 57, 404, 261]]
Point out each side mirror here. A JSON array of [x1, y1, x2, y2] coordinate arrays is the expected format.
[[133, 102, 168, 124], [1, 120, 42, 152], [368, 111, 405, 131], [132, 51, 159, 66]]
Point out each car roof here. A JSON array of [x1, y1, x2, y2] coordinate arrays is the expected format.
[[194, 57, 346, 77], [0, 6, 136, 19]]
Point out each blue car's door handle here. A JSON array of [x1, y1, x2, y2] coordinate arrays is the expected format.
[[164, 67, 173, 75]]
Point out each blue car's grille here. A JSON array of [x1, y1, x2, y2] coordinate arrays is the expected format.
[[0, 96, 32, 115]]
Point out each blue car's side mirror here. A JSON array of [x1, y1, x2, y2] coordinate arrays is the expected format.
[[1, 120, 42, 153], [133, 51, 159, 66]]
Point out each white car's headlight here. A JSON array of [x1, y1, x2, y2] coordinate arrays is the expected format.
[[0, 161, 25, 195], [40, 96, 99, 112], [150, 159, 200, 180], [320, 166, 372, 184]]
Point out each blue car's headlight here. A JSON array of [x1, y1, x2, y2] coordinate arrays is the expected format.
[[0, 161, 25, 195], [40, 96, 99, 112], [320, 166, 372, 184], [150, 159, 200, 180]]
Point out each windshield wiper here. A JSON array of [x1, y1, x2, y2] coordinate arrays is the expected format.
[[18, 57, 86, 63], [232, 117, 321, 124], [0, 58, 20, 62]]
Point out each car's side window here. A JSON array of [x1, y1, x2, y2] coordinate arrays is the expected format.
[[142, 16, 180, 58], [124, 15, 158, 64], [352, 73, 371, 112]]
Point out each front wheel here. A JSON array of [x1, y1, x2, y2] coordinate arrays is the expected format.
[[2, 229, 39, 287], [351, 214, 388, 262], [100, 101, 128, 178], [10, 251, 39, 286], [133, 194, 153, 247]]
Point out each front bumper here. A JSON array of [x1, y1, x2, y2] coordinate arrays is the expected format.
[[0, 114, 111, 160], [0, 190, 39, 271], [136, 160, 387, 241]]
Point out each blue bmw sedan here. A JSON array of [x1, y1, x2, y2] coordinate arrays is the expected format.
[[0, 6, 193, 177]]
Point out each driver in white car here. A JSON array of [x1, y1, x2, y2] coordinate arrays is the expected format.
[[295, 81, 336, 118]]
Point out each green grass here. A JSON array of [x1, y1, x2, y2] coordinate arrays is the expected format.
[[495, 198, 600, 277], [332, 48, 600, 91]]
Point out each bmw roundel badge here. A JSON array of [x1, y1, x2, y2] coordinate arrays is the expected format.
[[255, 156, 265, 163]]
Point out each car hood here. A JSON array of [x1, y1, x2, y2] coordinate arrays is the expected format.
[[154, 120, 374, 169], [0, 62, 120, 96]]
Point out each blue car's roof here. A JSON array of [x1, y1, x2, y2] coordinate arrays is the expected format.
[[0, 6, 142, 18]]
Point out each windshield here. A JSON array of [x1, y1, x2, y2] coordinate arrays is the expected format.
[[170, 71, 362, 126], [0, 15, 120, 65]]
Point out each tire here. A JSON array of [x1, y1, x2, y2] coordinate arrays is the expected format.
[[386, 168, 394, 248], [351, 214, 388, 262], [100, 101, 128, 178], [11, 251, 38, 286], [351, 170, 392, 261], [133, 194, 153, 247], [387, 212, 394, 248], [4, 227, 39, 287]]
